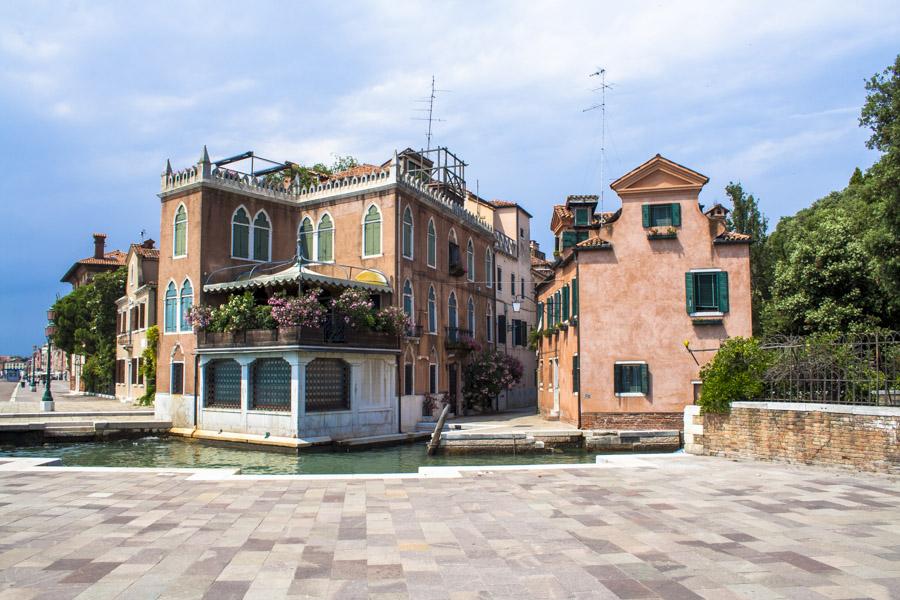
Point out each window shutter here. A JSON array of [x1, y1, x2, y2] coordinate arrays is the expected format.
[[562, 231, 576, 248], [642, 204, 650, 228], [536, 302, 543, 330], [640, 364, 649, 395], [671, 203, 681, 227], [614, 364, 622, 394], [717, 271, 729, 313], [555, 291, 561, 324], [572, 356, 579, 393], [572, 278, 578, 317], [685, 272, 695, 314], [562, 286, 570, 321]]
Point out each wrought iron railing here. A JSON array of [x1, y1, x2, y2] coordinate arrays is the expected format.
[[758, 332, 899, 406], [444, 327, 473, 349], [197, 315, 399, 351]]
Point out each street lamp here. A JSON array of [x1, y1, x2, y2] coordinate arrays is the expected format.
[[42, 309, 56, 411], [30, 345, 37, 392]]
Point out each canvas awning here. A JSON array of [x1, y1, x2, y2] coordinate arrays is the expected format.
[[203, 263, 391, 294]]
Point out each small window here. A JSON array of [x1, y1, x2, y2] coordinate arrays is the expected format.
[[643, 203, 681, 228], [486, 309, 493, 343], [404, 363, 414, 396], [164, 282, 177, 333], [179, 280, 193, 332], [467, 297, 475, 335], [574, 208, 590, 226], [485, 249, 494, 288], [448, 292, 458, 330], [403, 280, 414, 323], [205, 359, 242, 408], [497, 267, 503, 291], [497, 314, 506, 344], [251, 358, 290, 411], [572, 355, 579, 393], [686, 271, 729, 314], [253, 212, 271, 261], [614, 363, 649, 395]]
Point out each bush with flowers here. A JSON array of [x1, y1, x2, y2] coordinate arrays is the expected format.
[[374, 305, 410, 336], [332, 288, 375, 329], [267, 288, 326, 329], [462, 349, 524, 411], [187, 304, 213, 330]]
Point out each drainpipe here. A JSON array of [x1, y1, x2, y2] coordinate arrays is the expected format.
[[575, 254, 582, 430], [396, 184, 403, 434], [193, 352, 200, 430]]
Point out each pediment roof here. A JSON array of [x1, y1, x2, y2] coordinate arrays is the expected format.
[[610, 154, 708, 195]]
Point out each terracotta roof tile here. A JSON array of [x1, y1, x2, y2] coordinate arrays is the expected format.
[[576, 237, 612, 249], [329, 163, 382, 179], [553, 205, 573, 220], [531, 255, 551, 268], [77, 250, 127, 266], [131, 244, 160, 259], [715, 231, 752, 243]]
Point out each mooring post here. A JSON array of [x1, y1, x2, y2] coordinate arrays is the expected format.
[[426, 404, 450, 456]]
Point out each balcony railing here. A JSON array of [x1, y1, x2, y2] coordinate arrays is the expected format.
[[198, 316, 399, 351], [444, 326, 473, 349]]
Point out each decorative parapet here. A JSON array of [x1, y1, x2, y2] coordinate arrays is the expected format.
[[494, 230, 517, 257], [160, 147, 493, 235]]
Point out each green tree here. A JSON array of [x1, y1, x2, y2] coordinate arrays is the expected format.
[[699, 337, 773, 413], [137, 325, 158, 406], [725, 182, 769, 334]]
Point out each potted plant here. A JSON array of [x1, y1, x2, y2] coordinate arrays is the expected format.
[[332, 288, 376, 329]]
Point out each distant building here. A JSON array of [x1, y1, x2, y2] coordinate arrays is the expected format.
[[114, 240, 159, 402], [535, 155, 752, 429], [59, 233, 127, 392]]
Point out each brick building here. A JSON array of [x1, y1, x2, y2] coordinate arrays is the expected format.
[[536, 155, 752, 429], [114, 240, 159, 402]]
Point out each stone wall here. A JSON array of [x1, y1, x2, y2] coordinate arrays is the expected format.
[[687, 402, 900, 473], [581, 412, 684, 431]]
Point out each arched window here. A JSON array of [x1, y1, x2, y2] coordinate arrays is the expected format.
[[402, 279, 414, 324], [164, 282, 177, 333], [426, 218, 436, 268], [179, 279, 193, 332], [427, 285, 437, 334], [486, 306, 493, 342], [448, 291, 458, 330], [467, 297, 476, 335], [173, 204, 187, 257], [298, 217, 314, 261], [466, 239, 475, 282], [231, 207, 250, 258], [317, 214, 334, 262], [252, 212, 270, 261], [485, 249, 494, 288], [363, 204, 381, 257], [402, 206, 414, 259]]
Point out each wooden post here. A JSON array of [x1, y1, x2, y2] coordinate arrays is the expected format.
[[426, 403, 450, 456]]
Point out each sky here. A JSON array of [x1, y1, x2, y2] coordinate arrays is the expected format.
[[0, 1, 898, 355]]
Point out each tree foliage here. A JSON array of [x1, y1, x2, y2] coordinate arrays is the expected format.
[[51, 268, 125, 393], [725, 182, 769, 334], [699, 337, 773, 413], [137, 325, 158, 406], [462, 349, 524, 411], [267, 155, 360, 189]]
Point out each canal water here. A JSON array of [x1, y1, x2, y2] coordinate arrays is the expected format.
[[0, 437, 598, 475]]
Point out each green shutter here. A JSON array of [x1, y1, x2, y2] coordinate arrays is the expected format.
[[572, 356, 579, 393], [685, 272, 695, 314], [562, 286, 570, 321], [537, 302, 543, 329], [671, 203, 681, 227], [640, 364, 649, 395], [614, 364, 622, 394], [642, 204, 650, 228], [562, 231, 576, 249], [571, 278, 578, 317], [717, 271, 729, 313]]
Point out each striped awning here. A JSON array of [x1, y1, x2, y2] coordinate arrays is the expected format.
[[203, 264, 391, 294]]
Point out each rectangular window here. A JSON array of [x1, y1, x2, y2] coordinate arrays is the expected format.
[[137, 358, 143, 385], [562, 231, 576, 249], [171, 363, 184, 395], [497, 267, 503, 291], [131, 358, 138, 384], [404, 363, 413, 396], [562, 286, 570, 321], [574, 208, 589, 226], [571, 279, 578, 317], [572, 355, 579, 394], [686, 271, 729, 314], [614, 363, 649, 395], [429, 364, 438, 394], [520, 277, 525, 297], [486, 314, 493, 342], [497, 314, 507, 344], [642, 203, 682, 228], [139, 303, 146, 329]]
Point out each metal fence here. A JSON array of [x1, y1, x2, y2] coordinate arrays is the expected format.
[[759, 332, 899, 406]]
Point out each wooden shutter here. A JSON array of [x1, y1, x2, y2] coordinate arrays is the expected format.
[[717, 271, 729, 313], [571, 278, 578, 317], [613, 364, 622, 394], [536, 303, 543, 330], [671, 203, 681, 226], [685, 272, 695, 314], [562, 286, 570, 321], [562, 231, 576, 248], [640, 364, 649, 395], [642, 204, 650, 227], [572, 356, 579, 393], [555, 291, 561, 324]]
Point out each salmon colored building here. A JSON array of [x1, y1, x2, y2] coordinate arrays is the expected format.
[[535, 155, 752, 430]]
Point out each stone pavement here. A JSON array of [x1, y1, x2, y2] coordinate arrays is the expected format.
[[0, 456, 898, 600], [448, 408, 578, 433], [1, 381, 148, 415]]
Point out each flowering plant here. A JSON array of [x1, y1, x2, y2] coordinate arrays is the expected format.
[[462, 349, 524, 411], [332, 288, 375, 329], [207, 292, 274, 332], [267, 288, 326, 329], [374, 305, 410, 336], [187, 305, 213, 330], [458, 335, 482, 353]]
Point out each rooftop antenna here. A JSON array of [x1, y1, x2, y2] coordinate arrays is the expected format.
[[412, 75, 447, 151], [583, 67, 613, 213], [140, 229, 147, 242]]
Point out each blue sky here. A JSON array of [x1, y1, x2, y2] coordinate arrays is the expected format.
[[1, 1, 898, 355]]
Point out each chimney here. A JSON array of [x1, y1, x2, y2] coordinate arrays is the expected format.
[[142, 238, 155, 249], [92, 233, 107, 259]]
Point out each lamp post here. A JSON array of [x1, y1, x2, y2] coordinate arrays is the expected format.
[[42, 309, 56, 412], [30, 345, 37, 392]]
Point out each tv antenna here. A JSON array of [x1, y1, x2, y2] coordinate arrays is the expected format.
[[412, 75, 447, 151], [583, 68, 613, 211]]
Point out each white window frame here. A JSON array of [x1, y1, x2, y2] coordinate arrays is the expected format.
[[173, 203, 188, 259], [298, 215, 315, 262], [426, 218, 437, 269], [316, 212, 335, 263], [688, 268, 724, 317], [485, 249, 493, 288], [362, 203, 383, 259], [466, 239, 475, 282], [178, 277, 194, 333], [614, 360, 647, 397], [230, 205, 252, 260], [251, 209, 272, 262], [402, 205, 414, 260]]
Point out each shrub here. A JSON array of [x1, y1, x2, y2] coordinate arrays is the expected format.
[[374, 305, 409, 336], [462, 349, 524, 411], [699, 337, 773, 413], [332, 288, 375, 329], [136, 325, 158, 406], [209, 292, 274, 332], [267, 288, 326, 329]]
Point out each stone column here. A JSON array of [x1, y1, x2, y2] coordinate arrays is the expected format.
[[348, 359, 364, 434], [236, 356, 255, 432], [197, 356, 213, 430], [294, 355, 314, 437]]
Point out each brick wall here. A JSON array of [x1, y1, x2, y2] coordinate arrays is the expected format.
[[691, 402, 900, 473], [581, 412, 683, 431]]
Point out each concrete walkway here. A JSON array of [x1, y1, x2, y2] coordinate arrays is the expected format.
[[1, 381, 149, 417], [0, 455, 897, 599], [448, 408, 576, 433]]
